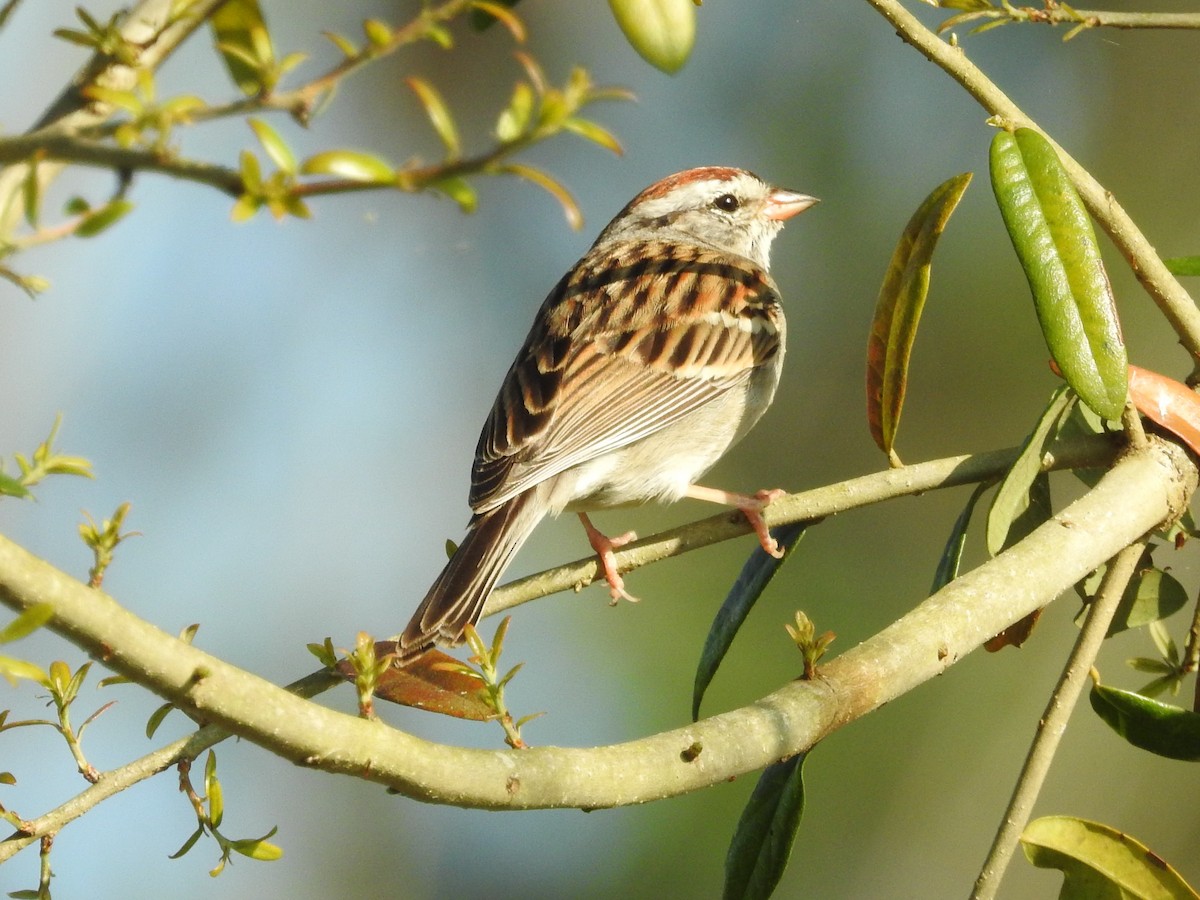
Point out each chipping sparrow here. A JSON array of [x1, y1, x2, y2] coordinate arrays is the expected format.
[[399, 166, 817, 663]]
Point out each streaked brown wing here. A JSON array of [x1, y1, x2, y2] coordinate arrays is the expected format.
[[470, 239, 782, 512]]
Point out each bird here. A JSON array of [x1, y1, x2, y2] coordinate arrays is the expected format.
[[398, 166, 817, 664]]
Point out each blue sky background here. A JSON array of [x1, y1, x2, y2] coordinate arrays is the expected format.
[[2, 2, 1199, 897]]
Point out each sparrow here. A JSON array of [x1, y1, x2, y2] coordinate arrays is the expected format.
[[399, 166, 817, 663]]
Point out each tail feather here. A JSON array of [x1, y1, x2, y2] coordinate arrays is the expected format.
[[398, 493, 543, 663]]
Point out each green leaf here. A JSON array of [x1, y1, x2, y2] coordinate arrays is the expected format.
[[930, 481, 990, 593], [209, 0, 275, 95], [501, 163, 582, 230], [322, 30, 358, 57], [1082, 566, 1190, 637], [145, 702, 175, 739], [470, 1, 527, 40], [608, 0, 696, 74], [248, 118, 296, 174], [363, 18, 393, 48], [495, 81, 534, 142], [169, 826, 204, 859], [986, 386, 1071, 555], [430, 176, 478, 214], [301, 150, 395, 183], [405, 78, 461, 160], [0, 471, 30, 498], [866, 172, 973, 465], [75, 199, 134, 238], [990, 128, 1128, 420], [560, 117, 624, 155], [1090, 682, 1200, 761], [0, 604, 53, 644], [231, 827, 283, 861], [205, 750, 223, 827], [724, 752, 808, 900], [1022, 815, 1200, 899], [0, 655, 50, 685], [693, 523, 807, 721], [1164, 256, 1200, 277]]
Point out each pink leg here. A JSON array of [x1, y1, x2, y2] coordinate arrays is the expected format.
[[577, 513, 641, 605], [684, 485, 786, 559]]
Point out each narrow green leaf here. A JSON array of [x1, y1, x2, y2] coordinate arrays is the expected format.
[[363, 19, 393, 48], [471, 0, 525, 31], [169, 826, 204, 859], [930, 481, 990, 593], [209, 0, 275, 95], [724, 752, 808, 900], [1090, 682, 1200, 761], [75, 199, 134, 238], [232, 837, 284, 861], [405, 78, 461, 160], [470, 1, 527, 41], [231, 827, 282, 861], [430, 176, 478, 214], [990, 128, 1128, 420], [248, 118, 296, 174], [205, 750, 223, 826], [21, 163, 39, 228], [986, 386, 1072, 556], [0, 604, 53, 644], [0, 471, 30, 498], [0, 655, 50, 685], [501, 163, 582, 230], [608, 0, 696, 74], [322, 30, 358, 57], [1164, 257, 1200, 277], [301, 150, 395, 183], [145, 702, 174, 739], [495, 81, 534, 142], [866, 172, 973, 464], [560, 117, 624, 155], [1022, 816, 1200, 899], [693, 523, 807, 721]]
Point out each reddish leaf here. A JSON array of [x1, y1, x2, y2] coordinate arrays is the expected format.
[[867, 173, 972, 465], [985, 607, 1043, 652], [1127, 364, 1200, 455], [336, 643, 494, 720]]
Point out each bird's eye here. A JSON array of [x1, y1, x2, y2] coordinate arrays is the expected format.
[[713, 193, 740, 212]]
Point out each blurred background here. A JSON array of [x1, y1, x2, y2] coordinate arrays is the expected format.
[[2, 1, 1199, 897]]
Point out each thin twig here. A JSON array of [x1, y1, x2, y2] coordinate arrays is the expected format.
[[970, 539, 1146, 900], [944, 5, 1200, 33]]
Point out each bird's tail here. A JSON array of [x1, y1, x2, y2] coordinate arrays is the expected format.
[[398, 492, 543, 664]]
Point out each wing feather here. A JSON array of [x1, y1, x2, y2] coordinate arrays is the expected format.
[[470, 239, 783, 512]]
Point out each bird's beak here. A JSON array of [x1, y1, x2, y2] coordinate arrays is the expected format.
[[764, 190, 819, 222]]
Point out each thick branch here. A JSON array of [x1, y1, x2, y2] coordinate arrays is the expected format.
[[0, 438, 1191, 817], [0, 437, 1114, 856], [865, 0, 1200, 368]]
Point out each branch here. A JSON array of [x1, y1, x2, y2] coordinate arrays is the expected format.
[[971, 537, 1147, 899], [943, 5, 1200, 34], [0, 437, 1190, 820], [0, 436, 1113, 855], [0, 0, 226, 237], [865, 0, 1200, 369], [481, 434, 1116, 619]]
